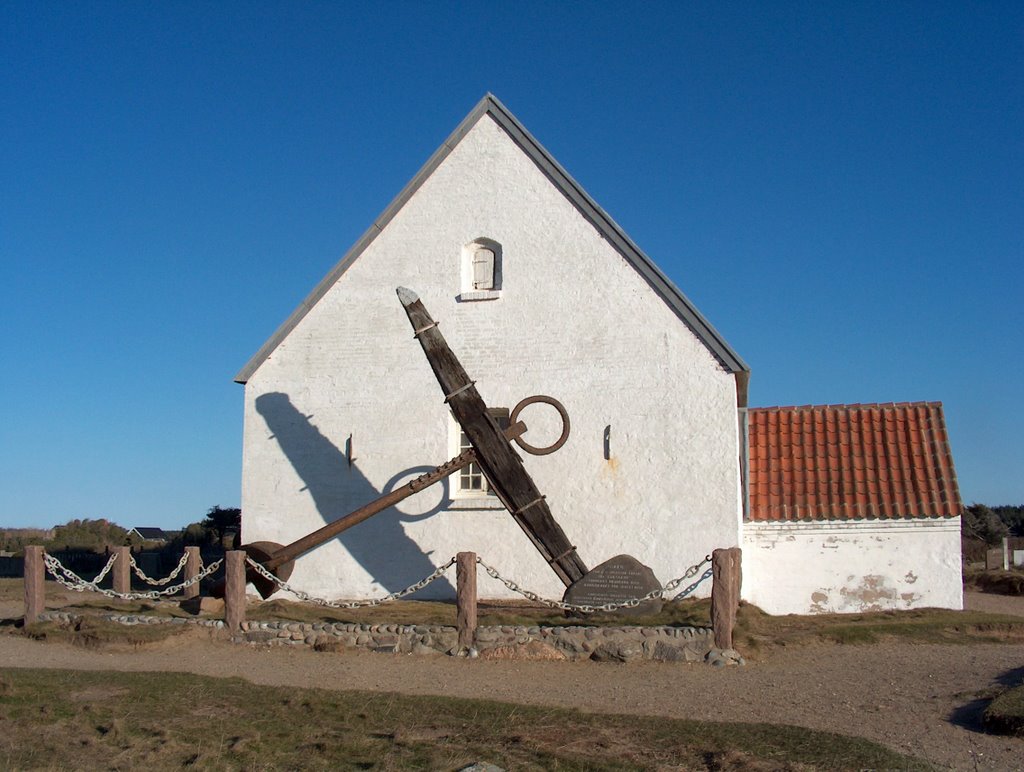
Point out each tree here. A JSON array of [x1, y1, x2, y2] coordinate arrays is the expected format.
[[178, 522, 214, 547], [991, 505, 1024, 537], [46, 518, 128, 553], [200, 506, 241, 544], [962, 504, 1010, 545]]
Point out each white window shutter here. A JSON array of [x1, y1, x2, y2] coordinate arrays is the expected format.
[[472, 247, 495, 290]]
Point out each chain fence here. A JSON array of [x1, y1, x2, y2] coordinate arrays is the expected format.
[[244, 556, 457, 608], [42, 551, 224, 600], [129, 550, 191, 586], [476, 554, 713, 613], [242, 553, 713, 613], [38, 548, 715, 612]]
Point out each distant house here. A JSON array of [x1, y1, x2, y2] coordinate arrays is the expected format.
[[235, 94, 963, 614], [127, 527, 170, 543]]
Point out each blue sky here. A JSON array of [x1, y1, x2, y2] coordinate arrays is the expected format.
[[2, 2, 1021, 530]]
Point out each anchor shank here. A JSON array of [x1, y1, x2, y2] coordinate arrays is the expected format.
[[263, 450, 475, 571], [397, 287, 589, 586]]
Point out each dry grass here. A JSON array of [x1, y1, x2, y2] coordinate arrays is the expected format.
[[245, 595, 711, 629], [20, 616, 197, 650], [963, 567, 1024, 596], [6, 577, 1024, 660], [734, 602, 1024, 654], [0, 668, 931, 770], [984, 684, 1024, 737]]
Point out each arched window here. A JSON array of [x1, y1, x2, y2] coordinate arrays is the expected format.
[[459, 238, 502, 301], [472, 246, 496, 290]]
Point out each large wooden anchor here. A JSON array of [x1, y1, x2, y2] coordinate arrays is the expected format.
[[233, 287, 589, 599]]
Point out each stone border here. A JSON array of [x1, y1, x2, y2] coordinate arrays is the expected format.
[[33, 611, 737, 664], [37, 610, 225, 629]]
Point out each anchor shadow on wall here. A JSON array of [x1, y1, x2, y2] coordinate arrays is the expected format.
[[255, 392, 454, 596]]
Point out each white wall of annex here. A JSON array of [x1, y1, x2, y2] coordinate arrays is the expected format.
[[742, 519, 963, 615], [240, 115, 742, 602]]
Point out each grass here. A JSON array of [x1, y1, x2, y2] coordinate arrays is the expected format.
[[245, 595, 712, 629], [21, 616, 194, 649], [733, 602, 1024, 652], [963, 567, 1024, 596], [0, 668, 932, 770], [984, 684, 1024, 737], [6, 578, 1024, 660]]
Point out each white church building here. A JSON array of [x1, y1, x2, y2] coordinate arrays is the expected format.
[[235, 95, 963, 615]]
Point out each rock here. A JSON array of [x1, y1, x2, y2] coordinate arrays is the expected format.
[[458, 763, 505, 772], [652, 641, 686, 662], [312, 636, 346, 653], [478, 641, 567, 661], [705, 647, 745, 667], [562, 554, 663, 617], [244, 630, 278, 644], [590, 640, 644, 663], [178, 597, 224, 615]]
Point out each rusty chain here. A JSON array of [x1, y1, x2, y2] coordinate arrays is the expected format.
[[245, 555, 457, 608]]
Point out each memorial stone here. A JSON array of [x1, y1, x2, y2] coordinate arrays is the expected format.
[[562, 554, 663, 616]]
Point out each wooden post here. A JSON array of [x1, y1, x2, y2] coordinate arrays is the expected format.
[[182, 546, 201, 600], [111, 546, 131, 595], [456, 551, 477, 652], [23, 546, 45, 625], [711, 547, 742, 650], [224, 550, 247, 632]]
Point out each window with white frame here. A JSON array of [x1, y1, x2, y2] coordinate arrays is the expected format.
[[458, 238, 502, 301], [452, 408, 509, 497]]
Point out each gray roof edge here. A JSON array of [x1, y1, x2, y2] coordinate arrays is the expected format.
[[482, 95, 748, 375], [234, 96, 497, 383], [235, 93, 748, 383]]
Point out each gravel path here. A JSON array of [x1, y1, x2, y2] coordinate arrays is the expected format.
[[2, 588, 1022, 769], [1, 632, 1022, 770]]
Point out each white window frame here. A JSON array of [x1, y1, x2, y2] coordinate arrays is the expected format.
[[448, 409, 508, 510], [458, 238, 502, 302]]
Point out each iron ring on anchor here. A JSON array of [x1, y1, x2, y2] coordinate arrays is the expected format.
[[509, 395, 571, 456]]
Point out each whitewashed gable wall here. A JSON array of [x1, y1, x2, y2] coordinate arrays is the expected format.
[[241, 115, 742, 601]]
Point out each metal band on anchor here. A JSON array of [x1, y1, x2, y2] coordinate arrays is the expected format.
[[443, 381, 475, 402], [413, 321, 439, 338], [548, 545, 577, 565], [513, 496, 546, 515]]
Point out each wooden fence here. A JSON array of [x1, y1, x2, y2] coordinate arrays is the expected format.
[[22, 547, 743, 652]]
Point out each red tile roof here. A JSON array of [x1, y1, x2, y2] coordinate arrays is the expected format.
[[747, 402, 963, 521]]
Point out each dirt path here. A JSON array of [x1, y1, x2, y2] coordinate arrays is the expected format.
[[1, 632, 1021, 771], [2, 587, 1023, 769], [965, 589, 1024, 618]]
